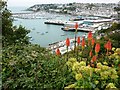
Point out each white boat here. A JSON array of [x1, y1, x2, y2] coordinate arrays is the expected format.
[[44, 20, 66, 25]]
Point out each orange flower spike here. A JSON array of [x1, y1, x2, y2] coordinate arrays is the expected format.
[[88, 31, 92, 41], [56, 48, 60, 56], [77, 36, 80, 45], [104, 40, 112, 50], [82, 37, 85, 49], [66, 38, 70, 47], [104, 43, 107, 49], [107, 40, 112, 50], [95, 43, 100, 53], [91, 38, 95, 46], [75, 22, 79, 30], [89, 50, 93, 57], [91, 55, 97, 62]]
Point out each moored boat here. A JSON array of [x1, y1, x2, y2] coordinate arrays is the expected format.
[[44, 20, 66, 25]]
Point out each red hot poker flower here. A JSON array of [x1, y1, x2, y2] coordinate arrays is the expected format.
[[104, 43, 107, 49], [88, 31, 92, 41], [89, 50, 93, 57], [75, 22, 79, 30], [95, 43, 100, 53], [77, 36, 80, 45], [66, 38, 70, 47], [91, 38, 95, 46], [106, 40, 112, 50], [82, 37, 85, 49], [56, 48, 60, 56], [91, 55, 97, 62]]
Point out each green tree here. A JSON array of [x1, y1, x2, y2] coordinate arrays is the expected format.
[[2, 1, 30, 47]]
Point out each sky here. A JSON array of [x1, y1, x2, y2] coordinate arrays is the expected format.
[[7, 0, 119, 7]]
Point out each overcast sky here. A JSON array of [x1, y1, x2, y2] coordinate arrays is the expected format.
[[7, 0, 119, 7]]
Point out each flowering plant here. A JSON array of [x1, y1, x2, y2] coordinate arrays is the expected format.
[[65, 58, 119, 89]]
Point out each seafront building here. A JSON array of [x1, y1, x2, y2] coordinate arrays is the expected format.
[[27, 3, 118, 18]]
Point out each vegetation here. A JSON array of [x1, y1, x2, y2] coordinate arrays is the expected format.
[[97, 23, 120, 48], [2, 7, 30, 47], [2, 44, 74, 89], [1, 1, 120, 89], [1, 1, 74, 89]]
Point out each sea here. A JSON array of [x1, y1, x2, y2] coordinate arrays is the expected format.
[[8, 7, 87, 47]]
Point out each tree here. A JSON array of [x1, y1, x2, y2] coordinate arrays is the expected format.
[[2, 1, 30, 47]]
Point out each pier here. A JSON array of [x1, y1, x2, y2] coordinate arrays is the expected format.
[[12, 12, 50, 19], [12, 12, 34, 15]]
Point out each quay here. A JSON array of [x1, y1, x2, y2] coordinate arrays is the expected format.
[[47, 38, 75, 55], [61, 27, 92, 32], [12, 12, 34, 15]]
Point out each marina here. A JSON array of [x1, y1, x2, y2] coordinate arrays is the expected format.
[[10, 6, 115, 47]]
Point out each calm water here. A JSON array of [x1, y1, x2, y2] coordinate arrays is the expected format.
[[9, 7, 87, 47]]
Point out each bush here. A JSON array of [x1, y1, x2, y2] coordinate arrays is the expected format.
[[65, 58, 119, 89], [2, 44, 75, 89]]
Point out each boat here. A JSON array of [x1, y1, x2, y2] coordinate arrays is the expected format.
[[60, 34, 66, 36], [61, 21, 92, 32], [44, 20, 65, 25], [37, 32, 40, 33], [61, 27, 92, 32], [69, 18, 84, 21], [41, 33, 44, 35]]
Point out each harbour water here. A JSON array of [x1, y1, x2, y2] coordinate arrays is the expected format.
[[9, 7, 87, 47]]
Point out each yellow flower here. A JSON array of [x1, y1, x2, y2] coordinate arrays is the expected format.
[[111, 75, 118, 79], [110, 69, 117, 75], [94, 68, 101, 73], [115, 55, 120, 59], [68, 58, 77, 63], [116, 48, 120, 52], [66, 61, 72, 67], [101, 66, 109, 71], [103, 62, 108, 65], [72, 62, 81, 73], [64, 84, 76, 88], [95, 81, 99, 85], [114, 53, 118, 56], [100, 71, 109, 80], [112, 47, 115, 51], [97, 63, 102, 69], [75, 73, 82, 80], [79, 61, 86, 66], [106, 83, 117, 88]]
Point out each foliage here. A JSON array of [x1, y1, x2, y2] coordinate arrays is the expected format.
[[114, 7, 120, 11], [2, 3, 30, 47], [108, 31, 120, 48], [65, 58, 119, 89], [63, 31, 120, 89], [97, 23, 120, 48], [98, 23, 120, 34], [2, 44, 75, 89], [0, 0, 7, 10]]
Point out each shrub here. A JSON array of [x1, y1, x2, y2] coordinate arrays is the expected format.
[[65, 58, 119, 89], [2, 44, 75, 89]]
